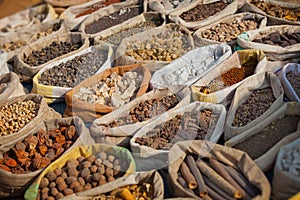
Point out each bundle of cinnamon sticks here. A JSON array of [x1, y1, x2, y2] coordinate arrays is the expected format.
[[177, 153, 260, 200]]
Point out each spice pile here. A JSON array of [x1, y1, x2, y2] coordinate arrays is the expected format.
[[180, 1, 229, 22], [85, 7, 141, 34], [198, 66, 256, 94], [177, 154, 260, 199], [126, 27, 191, 61], [0, 100, 38, 136], [37, 153, 128, 199], [135, 109, 215, 150], [74, 71, 143, 107], [38, 51, 108, 88], [250, 0, 300, 21], [233, 116, 300, 159], [97, 183, 154, 200], [107, 94, 179, 127], [0, 125, 78, 173], [253, 32, 300, 47], [201, 20, 258, 42], [233, 87, 276, 127], [281, 145, 300, 177], [24, 41, 83, 66], [286, 71, 300, 97], [102, 21, 159, 45]]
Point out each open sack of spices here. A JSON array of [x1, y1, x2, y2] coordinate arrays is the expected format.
[[0, 72, 26, 102], [272, 137, 300, 200], [59, 170, 163, 199], [278, 63, 300, 102], [168, 140, 271, 199], [94, 12, 165, 48], [0, 117, 93, 198], [191, 49, 267, 106], [193, 12, 267, 48], [79, 0, 143, 38], [226, 102, 300, 172], [168, 0, 239, 30], [89, 87, 191, 148], [237, 25, 300, 61], [32, 43, 114, 104], [24, 143, 135, 200], [64, 63, 151, 123], [130, 101, 226, 171], [60, 0, 125, 30], [0, 4, 57, 36], [14, 32, 89, 82], [224, 71, 284, 141], [240, 0, 300, 25], [0, 94, 61, 147], [144, 0, 195, 15], [115, 23, 194, 72], [150, 43, 232, 90], [0, 19, 67, 62]]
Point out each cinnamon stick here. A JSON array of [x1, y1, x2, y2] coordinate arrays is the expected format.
[[203, 175, 236, 200], [209, 158, 251, 200], [185, 155, 207, 198], [213, 150, 235, 168], [180, 161, 197, 190], [196, 159, 242, 199], [177, 177, 195, 194], [223, 164, 259, 198]]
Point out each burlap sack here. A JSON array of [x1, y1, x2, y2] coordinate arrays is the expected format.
[[272, 137, 300, 200], [240, 0, 300, 26], [168, 0, 239, 30], [0, 4, 58, 36], [0, 19, 68, 62], [24, 143, 136, 200], [191, 49, 267, 106], [0, 72, 26, 101], [60, 0, 107, 30], [60, 170, 163, 199], [45, 0, 91, 7], [115, 23, 194, 72], [224, 72, 284, 141], [144, 0, 195, 15], [94, 12, 166, 48], [225, 102, 300, 172], [0, 117, 93, 198], [237, 25, 300, 61], [193, 12, 267, 48], [150, 43, 232, 89], [130, 101, 226, 171], [89, 87, 192, 147], [278, 63, 300, 102], [64, 63, 151, 123], [168, 140, 271, 199], [0, 94, 61, 147], [14, 32, 89, 82], [79, 1, 140, 38], [0, 50, 9, 75], [31, 43, 114, 104]]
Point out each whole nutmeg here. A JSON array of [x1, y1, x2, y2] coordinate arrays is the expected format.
[[107, 176, 115, 182], [45, 172, 57, 182], [54, 168, 62, 176], [40, 178, 49, 189], [61, 172, 68, 179], [66, 159, 79, 169], [81, 168, 90, 178], [80, 161, 92, 169], [90, 165, 98, 173], [64, 188, 74, 196], [41, 187, 50, 194], [78, 177, 85, 186], [55, 193, 64, 199], [66, 176, 77, 185], [105, 168, 114, 177], [94, 159, 102, 166], [50, 187, 59, 197], [74, 185, 84, 193], [70, 181, 80, 189], [55, 177, 65, 185], [49, 182, 56, 188], [57, 182, 67, 192], [98, 165, 105, 175], [93, 173, 101, 182], [83, 183, 92, 191], [98, 152, 107, 160], [68, 167, 79, 177]]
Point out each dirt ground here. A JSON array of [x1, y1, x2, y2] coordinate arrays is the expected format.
[[0, 0, 42, 19]]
